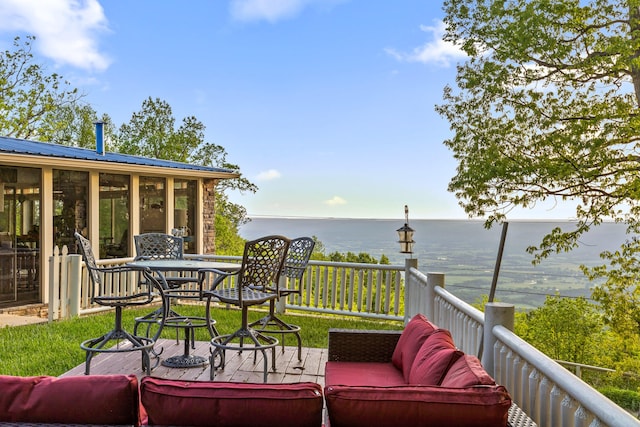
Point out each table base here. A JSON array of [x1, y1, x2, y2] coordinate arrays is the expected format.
[[162, 354, 208, 368]]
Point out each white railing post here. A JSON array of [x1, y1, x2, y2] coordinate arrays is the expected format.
[[425, 271, 444, 321], [483, 302, 514, 378], [48, 246, 60, 322], [403, 258, 418, 323], [276, 275, 287, 314], [59, 246, 70, 319], [69, 254, 83, 317]]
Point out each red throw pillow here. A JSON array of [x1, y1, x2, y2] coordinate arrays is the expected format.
[[408, 347, 464, 385], [0, 374, 139, 425], [441, 354, 496, 388], [390, 314, 437, 375], [407, 329, 461, 385], [141, 377, 323, 427]]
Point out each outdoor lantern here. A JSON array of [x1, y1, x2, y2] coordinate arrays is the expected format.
[[397, 205, 415, 254]]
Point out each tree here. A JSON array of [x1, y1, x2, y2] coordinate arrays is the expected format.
[[41, 103, 114, 148], [0, 36, 81, 140], [437, 0, 640, 328], [517, 295, 604, 364], [116, 97, 257, 243]]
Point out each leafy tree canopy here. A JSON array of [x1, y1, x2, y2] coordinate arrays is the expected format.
[[113, 97, 257, 233], [438, 0, 640, 331], [0, 36, 81, 140]]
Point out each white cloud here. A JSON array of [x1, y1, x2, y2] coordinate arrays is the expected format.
[[324, 196, 346, 206], [256, 169, 282, 181], [229, 0, 344, 23], [386, 20, 466, 67], [0, 0, 111, 71]]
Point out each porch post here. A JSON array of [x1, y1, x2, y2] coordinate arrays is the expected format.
[[425, 272, 444, 322], [482, 302, 514, 378]]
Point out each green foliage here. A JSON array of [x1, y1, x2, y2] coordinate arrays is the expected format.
[[439, 0, 640, 234], [309, 236, 327, 260], [439, 0, 640, 349], [599, 387, 640, 416], [584, 237, 640, 342], [517, 295, 604, 363], [0, 36, 81, 140], [214, 213, 245, 255]]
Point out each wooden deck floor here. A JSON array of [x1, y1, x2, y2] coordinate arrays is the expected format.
[[61, 338, 327, 387]]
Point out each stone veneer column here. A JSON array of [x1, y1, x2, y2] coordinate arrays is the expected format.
[[202, 179, 217, 254]]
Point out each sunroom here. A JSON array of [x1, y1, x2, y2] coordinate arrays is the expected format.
[[0, 135, 238, 309]]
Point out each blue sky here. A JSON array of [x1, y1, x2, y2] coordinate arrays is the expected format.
[[0, 0, 576, 220]]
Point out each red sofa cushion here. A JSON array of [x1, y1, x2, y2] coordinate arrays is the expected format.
[[408, 329, 462, 385], [325, 361, 406, 387], [441, 354, 496, 388], [140, 377, 323, 427], [0, 374, 139, 425], [324, 384, 512, 427], [390, 313, 437, 378]]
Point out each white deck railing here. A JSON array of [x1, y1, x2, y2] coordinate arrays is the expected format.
[[48, 249, 405, 321], [48, 249, 640, 426], [407, 266, 639, 427]]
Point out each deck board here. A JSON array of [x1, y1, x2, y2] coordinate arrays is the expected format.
[[61, 338, 326, 388]]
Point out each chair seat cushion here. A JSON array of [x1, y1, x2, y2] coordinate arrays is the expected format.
[[0, 374, 139, 425], [325, 361, 406, 387], [140, 377, 323, 427]]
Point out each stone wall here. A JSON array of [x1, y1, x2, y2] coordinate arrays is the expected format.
[[202, 179, 217, 254]]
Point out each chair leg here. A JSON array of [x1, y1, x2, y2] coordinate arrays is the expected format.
[[209, 306, 278, 382], [250, 299, 303, 361], [82, 306, 156, 375]]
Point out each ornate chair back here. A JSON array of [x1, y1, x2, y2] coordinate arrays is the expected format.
[[280, 237, 315, 296], [237, 235, 291, 296], [134, 233, 184, 260]]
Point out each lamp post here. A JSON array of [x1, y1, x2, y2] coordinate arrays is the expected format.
[[397, 205, 417, 323], [396, 205, 415, 255]]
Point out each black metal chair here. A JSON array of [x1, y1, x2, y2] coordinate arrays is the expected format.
[[202, 235, 290, 382], [134, 233, 194, 287], [74, 232, 165, 375], [249, 236, 315, 361], [133, 233, 217, 346]]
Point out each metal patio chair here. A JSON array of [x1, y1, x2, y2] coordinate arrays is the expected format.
[[249, 236, 315, 361], [202, 235, 291, 382], [74, 232, 165, 375], [132, 233, 216, 342]]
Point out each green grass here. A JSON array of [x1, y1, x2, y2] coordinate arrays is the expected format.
[[0, 305, 402, 377]]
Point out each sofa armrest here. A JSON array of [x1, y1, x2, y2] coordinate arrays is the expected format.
[[328, 329, 402, 362]]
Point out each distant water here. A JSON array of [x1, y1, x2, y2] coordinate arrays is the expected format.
[[239, 217, 630, 309]]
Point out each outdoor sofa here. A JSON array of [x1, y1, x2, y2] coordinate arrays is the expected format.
[[324, 313, 513, 427], [0, 313, 516, 427], [0, 374, 323, 427]]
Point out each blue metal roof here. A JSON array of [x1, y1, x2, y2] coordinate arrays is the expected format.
[[0, 136, 236, 175]]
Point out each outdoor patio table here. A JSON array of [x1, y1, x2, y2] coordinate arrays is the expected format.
[[127, 259, 240, 368]]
